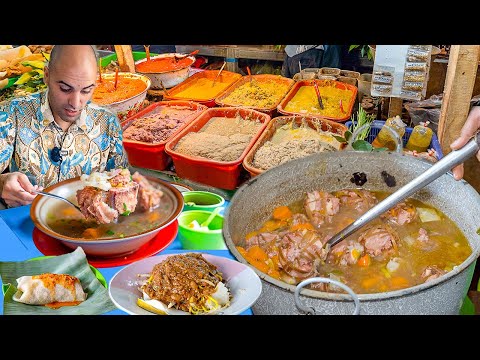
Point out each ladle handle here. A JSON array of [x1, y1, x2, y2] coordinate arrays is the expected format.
[[326, 132, 480, 249]]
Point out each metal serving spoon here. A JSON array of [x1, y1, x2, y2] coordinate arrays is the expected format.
[[325, 131, 480, 251], [31, 190, 82, 213]]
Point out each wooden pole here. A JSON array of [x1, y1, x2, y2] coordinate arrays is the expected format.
[[437, 45, 480, 190], [388, 97, 403, 118], [113, 45, 135, 73]]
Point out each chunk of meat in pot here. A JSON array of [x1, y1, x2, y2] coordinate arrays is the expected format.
[[246, 232, 281, 258], [382, 202, 417, 225], [358, 224, 398, 257], [334, 189, 378, 214], [421, 265, 447, 283], [328, 240, 365, 266], [304, 191, 340, 228], [291, 213, 310, 226], [278, 230, 328, 279]]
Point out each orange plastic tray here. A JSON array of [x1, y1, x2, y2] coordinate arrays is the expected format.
[[215, 74, 295, 116], [277, 79, 358, 122], [121, 100, 208, 171], [243, 116, 348, 177], [163, 70, 242, 107], [165, 107, 271, 190]]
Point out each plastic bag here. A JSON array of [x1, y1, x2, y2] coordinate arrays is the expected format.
[[404, 94, 442, 133]]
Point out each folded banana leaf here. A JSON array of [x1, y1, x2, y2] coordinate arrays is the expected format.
[[0, 247, 117, 315]]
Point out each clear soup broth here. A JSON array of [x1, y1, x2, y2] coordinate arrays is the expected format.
[[46, 197, 174, 240]]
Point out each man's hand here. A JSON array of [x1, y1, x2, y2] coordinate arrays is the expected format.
[[0, 172, 44, 208], [450, 106, 480, 180]]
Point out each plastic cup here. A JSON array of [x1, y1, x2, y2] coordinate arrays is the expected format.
[[182, 191, 225, 212], [177, 210, 226, 250]]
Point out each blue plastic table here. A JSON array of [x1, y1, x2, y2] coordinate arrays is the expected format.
[[0, 203, 252, 315]]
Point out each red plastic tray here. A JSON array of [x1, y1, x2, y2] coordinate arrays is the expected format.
[[32, 221, 178, 268], [165, 107, 270, 190], [277, 79, 358, 122], [121, 100, 207, 171], [163, 70, 242, 107]]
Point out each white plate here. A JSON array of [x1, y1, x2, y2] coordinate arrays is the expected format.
[[108, 252, 262, 315]]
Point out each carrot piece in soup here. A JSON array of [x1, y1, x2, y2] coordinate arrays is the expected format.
[[82, 228, 101, 238], [247, 245, 269, 262], [390, 276, 410, 289], [357, 254, 371, 267], [272, 206, 292, 220], [290, 223, 315, 232]]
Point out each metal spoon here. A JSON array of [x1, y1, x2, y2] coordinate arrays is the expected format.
[[31, 190, 82, 213], [325, 131, 480, 251]]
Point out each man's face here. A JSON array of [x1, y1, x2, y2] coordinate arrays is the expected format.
[[44, 54, 97, 124]]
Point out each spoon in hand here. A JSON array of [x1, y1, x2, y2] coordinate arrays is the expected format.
[[29, 190, 82, 213]]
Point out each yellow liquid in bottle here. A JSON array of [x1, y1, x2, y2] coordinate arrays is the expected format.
[[405, 125, 433, 152], [371, 117, 406, 151]]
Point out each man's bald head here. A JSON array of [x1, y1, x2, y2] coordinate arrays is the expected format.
[[48, 45, 98, 71]]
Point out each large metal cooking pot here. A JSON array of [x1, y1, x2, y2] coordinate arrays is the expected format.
[[223, 151, 480, 314]]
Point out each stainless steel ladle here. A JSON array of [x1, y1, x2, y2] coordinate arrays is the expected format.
[[325, 131, 480, 251]]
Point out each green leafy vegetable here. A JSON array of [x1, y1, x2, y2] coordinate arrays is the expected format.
[[106, 229, 115, 236]]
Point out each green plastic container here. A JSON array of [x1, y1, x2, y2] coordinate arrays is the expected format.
[[177, 210, 226, 250], [100, 51, 159, 68], [182, 191, 225, 212]]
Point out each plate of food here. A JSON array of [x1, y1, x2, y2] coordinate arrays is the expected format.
[[108, 252, 262, 315], [0, 247, 117, 315]]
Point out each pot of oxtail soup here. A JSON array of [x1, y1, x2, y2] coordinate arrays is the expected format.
[[223, 151, 480, 315]]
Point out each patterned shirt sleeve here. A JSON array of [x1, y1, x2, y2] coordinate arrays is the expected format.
[[105, 113, 129, 171], [0, 102, 16, 174]]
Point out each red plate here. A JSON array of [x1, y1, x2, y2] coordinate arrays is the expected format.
[[32, 221, 178, 268]]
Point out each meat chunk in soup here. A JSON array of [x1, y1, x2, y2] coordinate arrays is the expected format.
[[421, 266, 447, 283], [278, 230, 328, 279], [76, 169, 139, 224], [334, 189, 377, 213], [132, 171, 164, 211], [358, 224, 398, 257], [304, 191, 340, 228], [329, 240, 365, 266], [246, 232, 282, 258], [382, 202, 417, 225]]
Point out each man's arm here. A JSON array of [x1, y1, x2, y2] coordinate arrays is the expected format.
[[105, 113, 129, 171]]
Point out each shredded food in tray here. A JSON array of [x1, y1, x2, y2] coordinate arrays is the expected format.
[[174, 115, 262, 162], [123, 105, 202, 143], [284, 83, 354, 118], [221, 80, 290, 108], [139, 253, 231, 314]]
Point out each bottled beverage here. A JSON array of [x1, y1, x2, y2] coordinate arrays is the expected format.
[[405, 122, 433, 153], [371, 116, 407, 151]]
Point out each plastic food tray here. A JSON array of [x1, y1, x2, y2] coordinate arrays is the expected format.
[[277, 79, 358, 122], [243, 116, 348, 177], [163, 70, 242, 107], [215, 74, 295, 116], [165, 107, 271, 189], [344, 120, 443, 159], [121, 100, 208, 171]]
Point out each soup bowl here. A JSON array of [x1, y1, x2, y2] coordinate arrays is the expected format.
[[223, 151, 480, 315], [30, 175, 183, 258], [92, 72, 151, 121]]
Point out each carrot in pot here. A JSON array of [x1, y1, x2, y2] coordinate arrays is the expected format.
[[272, 206, 292, 220], [357, 254, 371, 267], [247, 245, 269, 262], [290, 223, 315, 232], [390, 276, 410, 289]]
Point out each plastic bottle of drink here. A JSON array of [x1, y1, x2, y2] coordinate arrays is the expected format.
[[405, 121, 433, 153], [371, 116, 407, 151]]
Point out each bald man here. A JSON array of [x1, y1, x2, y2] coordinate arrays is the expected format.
[[0, 45, 128, 208]]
